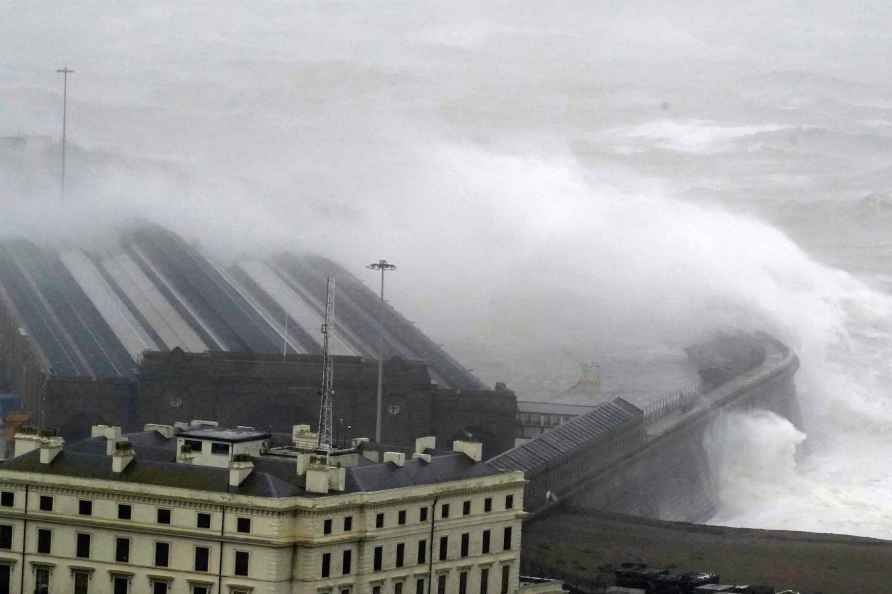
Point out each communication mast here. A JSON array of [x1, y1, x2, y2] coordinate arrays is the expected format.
[[316, 276, 336, 454]]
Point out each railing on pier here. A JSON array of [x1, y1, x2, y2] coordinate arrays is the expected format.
[[642, 387, 700, 425]]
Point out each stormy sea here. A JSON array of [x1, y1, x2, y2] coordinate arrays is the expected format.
[[2, 2, 892, 538]]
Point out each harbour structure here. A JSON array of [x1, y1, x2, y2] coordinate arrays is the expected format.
[[492, 334, 802, 521], [0, 224, 520, 453], [0, 420, 562, 594]]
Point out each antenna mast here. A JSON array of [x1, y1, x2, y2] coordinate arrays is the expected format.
[[316, 276, 336, 454]]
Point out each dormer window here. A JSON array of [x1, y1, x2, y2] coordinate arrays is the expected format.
[[175, 427, 270, 468]]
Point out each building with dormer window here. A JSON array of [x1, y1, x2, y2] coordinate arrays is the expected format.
[[0, 421, 560, 594]]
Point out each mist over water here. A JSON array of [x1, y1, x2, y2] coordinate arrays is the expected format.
[[3, 2, 892, 537]]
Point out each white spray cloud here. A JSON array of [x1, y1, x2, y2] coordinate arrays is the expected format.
[[2, 0, 892, 536]]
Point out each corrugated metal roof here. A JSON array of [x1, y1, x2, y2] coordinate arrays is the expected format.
[[0, 224, 483, 389], [489, 397, 643, 475]]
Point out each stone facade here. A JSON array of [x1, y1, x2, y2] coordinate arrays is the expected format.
[[0, 435, 530, 594]]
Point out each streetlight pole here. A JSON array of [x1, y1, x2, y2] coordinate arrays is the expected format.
[[367, 259, 396, 444], [56, 66, 74, 201]]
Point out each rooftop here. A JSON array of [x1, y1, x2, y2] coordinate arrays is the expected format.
[[0, 429, 505, 498], [178, 427, 271, 443]]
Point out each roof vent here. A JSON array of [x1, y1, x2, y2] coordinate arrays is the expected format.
[[453, 440, 482, 463], [383, 451, 405, 467], [415, 436, 436, 454], [143, 424, 175, 439], [190, 419, 219, 428]]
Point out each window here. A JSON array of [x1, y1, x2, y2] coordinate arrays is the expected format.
[[37, 528, 51, 554], [115, 537, 130, 563], [0, 492, 13, 507], [184, 439, 202, 452], [323, 518, 333, 534], [376, 512, 384, 529], [505, 495, 514, 510], [417, 539, 426, 564], [155, 542, 170, 567], [396, 542, 405, 568], [343, 516, 352, 531], [437, 574, 447, 594], [503, 527, 512, 551], [480, 568, 489, 594], [398, 509, 406, 525], [463, 500, 471, 516], [193, 587, 209, 594], [153, 581, 168, 594], [439, 536, 448, 561], [459, 571, 468, 594], [197, 512, 211, 528], [210, 442, 230, 455], [395, 583, 403, 594], [118, 504, 131, 520], [482, 530, 491, 554], [195, 546, 210, 572], [234, 551, 249, 576], [373, 545, 383, 571], [0, 525, 11, 549], [484, 498, 492, 513], [76, 533, 91, 558], [321, 552, 331, 578], [461, 533, 470, 558], [35, 568, 49, 594], [74, 570, 89, 594], [501, 565, 510, 594], [419, 507, 428, 522], [441, 504, 450, 519], [157, 508, 171, 524], [113, 576, 129, 594], [39, 495, 53, 512], [342, 549, 351, 575], [237, 517, 251, 533], [78, 499, 92, 516], [373, 587, 381, 594], [416, 579, 425, 594]]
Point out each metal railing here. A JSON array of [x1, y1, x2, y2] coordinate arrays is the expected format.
[[642, 387, 700, 425]]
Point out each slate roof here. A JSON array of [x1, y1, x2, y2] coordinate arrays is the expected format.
[[488, 397, 643, 476], [0, 431, 505, 498]]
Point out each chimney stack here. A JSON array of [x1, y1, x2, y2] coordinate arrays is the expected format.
[[229, 458, 254, 487], [92, 425, 123, 455], [453, 440, 482, 462], [383, 451, 406, 467], [39, 437, 64, 465], [13, 429, 43, 458], [111, 439, 135, 473], [415, 436, 436, 455]]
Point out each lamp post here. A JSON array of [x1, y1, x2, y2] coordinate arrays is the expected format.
[[56, 66, 74, 201], [367, 259, 396, 444]]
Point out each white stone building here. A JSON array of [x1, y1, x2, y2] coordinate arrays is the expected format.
[[0, 422, 559, 594]]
